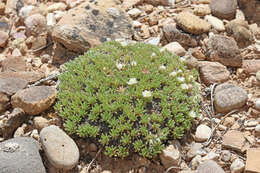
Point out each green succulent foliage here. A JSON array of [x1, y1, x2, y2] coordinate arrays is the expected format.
[[55, 41, 200, 158]]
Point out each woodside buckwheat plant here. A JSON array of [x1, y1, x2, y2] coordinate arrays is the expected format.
[[55, 41, 200, 158]]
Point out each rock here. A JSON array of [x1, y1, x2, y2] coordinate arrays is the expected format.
[[31, 34, 47, 50], [161, 42, 186, 56], [202, 151, 219, 162], [46, 13, 56, 27], [187, 143, 203, 160], [198, 61, 230, 86], [196, 160, 225, 173], [0, 108, 26, 139], [221, 150, 231, 162], [127, 8, 142, 18], [144, 0, 174, 6], [205, 15, 225, 31], [255, 99, 260, 111], [0, 71, 44, 83], [230, 159, 245, 173], [40, 125, 79, 170], [193, 4, 211, 16], [238, 0, 260, 26], [222, 130, 245, 152], [11, 86, 57, 115], [223, 117, 235, 127], [160, 144, 181, 168], [0, 92, 9, 113], [1, 56, 27, 72], [5, 0, 24, 14], [175, 12, 211, 34], [245, 148, 260, 173], [190, 155, 202, 170], [256, 71, 260, 81], [0, 78, 28, 96], [47, 3, 67, 13], [14, 123, 27, 137], [163, 24, 197, 49], [255, 125, 260, 137], [19, 5, 35, 19], [195, 124, 211, 142], [52, 0, 133, 56], [210, 0, 237, 20], [33, 116, 49, 131], [225, 19, 254, 48], [0, 2, 5, 14], [207, 35, 242, 67], [242, 60, 260, 74], [249, 23, 260, 40], [25, 13, 47, 36], [191, 47, 206, 60], [122, 0, 141, 9], [0, 137, 46, 173], [0, 31, 8, 47], [214, 83, 247, 113]]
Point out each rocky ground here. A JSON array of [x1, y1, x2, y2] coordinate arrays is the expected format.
[[0, 0, 260, 172]]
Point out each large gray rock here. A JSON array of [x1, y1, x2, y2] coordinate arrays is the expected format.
[[214, 83, 248, 113], [11, 86, 57, 115], [52, 0, 133, 63], [207, 35, 242, 67], [0, 77, 28, 96], [210, 0, 237, 20], [40, 125, 79, 170], [196, 160, 225, 173], [0, 137, 46, 173], [0, 108, 26, 139]]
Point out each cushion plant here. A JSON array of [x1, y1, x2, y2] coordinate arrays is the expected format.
[[55, 41, 200, 158]]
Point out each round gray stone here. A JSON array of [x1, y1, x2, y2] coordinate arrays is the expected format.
[[0, 137, 46, 173]]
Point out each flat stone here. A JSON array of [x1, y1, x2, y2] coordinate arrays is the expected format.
[[230, 158, 245, 173], [198, 61, 230, 86], [1, 56, 27, 72], [207, 35, 242, 67], [160, 143, 181, 168], [0, 78, 28, 96], [214, 83, 248, 113], [52, 0, 133, 55], [0, 71, 44, 83], [163, 24, 197, 49], [222, 130, 245, 152], [0, 108, 26, 139], [195, 124, 211, 142], [205, 15, 225, 31], [11, 86, 57, 115], [40, 125, 80, 170], [210, 0, 237, 20], [245, 148, 260, 173], [0, 137, 46, 173], [175, 12, 211, 34], [242, 60, 260, 74], [196, 160, 225, 173], [161, 42, 186, 56], [226, 19, 254, 48]]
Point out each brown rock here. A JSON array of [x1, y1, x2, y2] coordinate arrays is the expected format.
[[192, 48, 206, 60], [175, 12, 211, 35], [242, 60, 260, 74], [245, 148, 260, 173], [33, 116, 49, 131], [222, 130, 245, 152], [1, 56, 27, 72], [163, 24, 197, 49], [52, 0, 133, 55], [144, 0, 173, 6], [0, 78, 28, 96], [225, 19, 254, 48], [210, 0, 237, 20], [0, 92, 9, 113], [0, 71, 44, 83], [0, 108, 26, 139], [238, 0, 260, 26], [193, 4, 211, 17], [25, 13, 47, 36], [207, 35, 242, 67], [160, 144, 181, 168], [214, 83, 248, 113], [0, 2, 5, 14], [11, 86, 57, 115], [0, 31, 8, 47], [199, 61, 230, 86]]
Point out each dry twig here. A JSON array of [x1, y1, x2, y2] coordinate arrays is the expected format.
[[86, 148, 103, 173]]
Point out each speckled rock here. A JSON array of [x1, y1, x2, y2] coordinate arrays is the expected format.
[[0, 137, 46, 173], [52, 0, 133, 61], [40, 125, 80, 170], [210, 0, 237, 20], [207, 35, 242, 67], [214, 83, 247, 113], [11, 86, 57, 115], [175, 12, 211, 34]]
